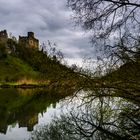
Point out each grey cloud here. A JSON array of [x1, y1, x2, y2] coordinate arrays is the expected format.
[[0, 0, 95, 59]]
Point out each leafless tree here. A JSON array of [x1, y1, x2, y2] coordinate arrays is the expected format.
[[40, 41, 64, 62], [68, 0, 140, 62]]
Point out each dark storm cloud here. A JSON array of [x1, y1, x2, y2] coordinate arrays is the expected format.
[[0, 0, 95, 59]]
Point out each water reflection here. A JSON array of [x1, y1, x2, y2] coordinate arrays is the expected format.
[[30, 90, 140, 140], [0, 88, 75, 136], [0, 87, 139, 140]]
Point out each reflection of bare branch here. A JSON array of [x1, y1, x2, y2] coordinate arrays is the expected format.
[[30, 95, 140, 140]]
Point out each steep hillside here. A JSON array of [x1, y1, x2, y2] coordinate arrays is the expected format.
[[0, 55, 40, 83], [0, 43, 78, 86]]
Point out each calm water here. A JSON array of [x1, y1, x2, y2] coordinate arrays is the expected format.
[[0, 88, 139, 140], [0, 88, 76, 140]]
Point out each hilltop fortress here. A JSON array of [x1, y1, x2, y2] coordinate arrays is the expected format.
[[0, 30, 39, 49], [0, 30, 8, 44], [19, 32, 39, 49]]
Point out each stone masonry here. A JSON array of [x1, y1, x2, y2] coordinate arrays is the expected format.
[[19, 32, 39, 49]]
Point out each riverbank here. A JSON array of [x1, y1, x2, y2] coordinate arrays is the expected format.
[[0, 79, 78, 90], [0, 84, 47, 89]]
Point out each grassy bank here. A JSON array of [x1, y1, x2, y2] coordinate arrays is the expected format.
[[0, 55, 40, 84]]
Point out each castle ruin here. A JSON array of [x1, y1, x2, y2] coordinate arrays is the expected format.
[[19, 32, 39, 49], [0, 30, 39, 53], [0, 30, 8, 44]]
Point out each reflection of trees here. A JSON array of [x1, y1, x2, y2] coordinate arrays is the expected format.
[[0, 88, 75, 134], [30, 92, 140, 140]]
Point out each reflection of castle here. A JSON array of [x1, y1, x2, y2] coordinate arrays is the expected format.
[[19, 114, 38, 131], [0, 124, 8, 134], [0, 30, 39, 49], [0, 88, 75, 135], [0, 112, 38, 134]]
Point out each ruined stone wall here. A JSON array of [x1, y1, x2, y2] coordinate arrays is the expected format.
[[0, 30, 39, 50], [0, 30, 8, 44], [19, 32, 39, 49], [28, 38, 39, 49], [19, 36, 28, 47]]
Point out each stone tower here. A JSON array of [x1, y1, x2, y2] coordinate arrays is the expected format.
[[19, 32, 39, 49], [0, 30, 8, 44]]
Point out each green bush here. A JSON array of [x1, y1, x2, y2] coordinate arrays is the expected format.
[[0, 43, 7, 58]]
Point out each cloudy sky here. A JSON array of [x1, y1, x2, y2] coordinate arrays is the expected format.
[[0, 0, 96, 66]]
